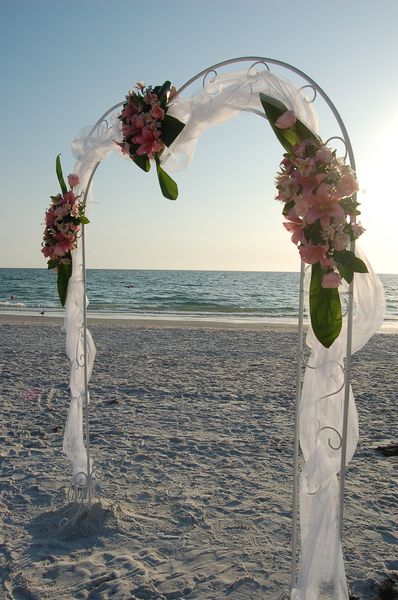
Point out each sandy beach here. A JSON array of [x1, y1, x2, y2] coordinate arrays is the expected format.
[[0, 316, 397, 599]]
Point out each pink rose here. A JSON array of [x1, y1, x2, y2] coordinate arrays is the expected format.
[[67, 174, 80, 188], [332, 231, 350, 251], [336, 173, 358, 198], [275, 110, 297, 129], [322, 272, 342, 288], [315, 147, 334, 164]]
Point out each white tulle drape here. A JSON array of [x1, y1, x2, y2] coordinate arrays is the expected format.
[[162, 69, 318, 171], [61, 68, 385, 598], [291, 248, 385, 599], [63, 114, 121, 484]]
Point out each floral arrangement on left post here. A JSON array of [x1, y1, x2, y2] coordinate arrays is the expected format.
[[116, 81, 185, 200], [41, 155, 88, 306]]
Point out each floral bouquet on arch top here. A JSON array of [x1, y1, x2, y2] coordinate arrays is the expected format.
[[41, 155, 88, 307], [260, 94, 368, 348], [116, 80, 185, 200]]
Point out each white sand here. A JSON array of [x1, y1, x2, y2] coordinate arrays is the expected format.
[[0, 318, 397, 599]]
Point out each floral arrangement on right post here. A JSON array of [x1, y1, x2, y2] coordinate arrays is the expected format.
[[260, 94, 368, 348]]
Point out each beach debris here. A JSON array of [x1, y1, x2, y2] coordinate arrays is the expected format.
[[372, 576, 398, 599], [375, 444, 398, 457]]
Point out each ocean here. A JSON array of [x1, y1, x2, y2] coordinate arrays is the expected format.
[[0, 268, 397, 326]]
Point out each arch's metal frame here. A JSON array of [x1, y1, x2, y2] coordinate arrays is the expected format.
[[79, 56, 356, 592]]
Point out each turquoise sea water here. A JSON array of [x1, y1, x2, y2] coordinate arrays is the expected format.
[[0, 268, 397, 324]]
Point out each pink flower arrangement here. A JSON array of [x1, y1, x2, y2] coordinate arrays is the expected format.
[[42, 172, 87, 267], [260, 95, 368, 347], [118, 84, 166, 160], [42, 157, 90, 306], [117, 82, 178, 160], [275, 133, 363, 288], [116, 81, 184, 200]]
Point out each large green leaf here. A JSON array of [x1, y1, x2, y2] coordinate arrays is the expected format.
[[351, 256, 368, 273], [56, 154, 67, 195], [57, 259, 72, 307], [156, 159, 178, 200], [310, 263, 342, 348], [161, 114, 185, 147], [259, 93, 319, 152], [336, 261, 354, 284]]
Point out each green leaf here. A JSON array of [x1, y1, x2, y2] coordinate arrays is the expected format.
[[57, 259, 72, 307], [155, 159, 178, 200], [352, 256, 368, 273], [334, 249, 369, 275], [336, 262, 354, 284], [132, 153, 150, 172], [294, 119, 320, 145], [47, 259, 58, 270], [161, 114, 185, 147], [282, 200, 295, 216], [339, 196, 360, 214], [310, 263, 342, 348], [259, 93, 319, 153], [80, 216, 90, 225], [56, 154, 67, 195]]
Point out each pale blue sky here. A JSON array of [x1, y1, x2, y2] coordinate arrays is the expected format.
[[1, 0, 397, 272]]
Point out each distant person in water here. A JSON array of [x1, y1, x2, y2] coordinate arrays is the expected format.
[[10, 295, 15, 300]]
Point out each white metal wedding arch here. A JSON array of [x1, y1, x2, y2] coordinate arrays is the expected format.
[[60, 57, 385, 599]]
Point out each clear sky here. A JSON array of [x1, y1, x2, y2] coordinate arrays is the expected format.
[[1, 0, 397, 273]]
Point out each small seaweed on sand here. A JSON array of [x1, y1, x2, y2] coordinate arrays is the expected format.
[[373, 576, 398, 600], [350, 576, 398, 600], [375, 443, 398, 457]]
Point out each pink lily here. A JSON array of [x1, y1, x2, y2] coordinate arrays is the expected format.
[[299, 244, 329, 265], [283, 212, 306, 245], [134, 127, 163, 158], [306, 183, 345, 228]]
